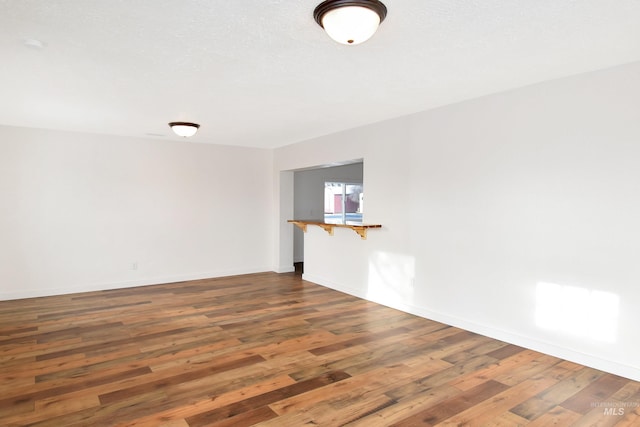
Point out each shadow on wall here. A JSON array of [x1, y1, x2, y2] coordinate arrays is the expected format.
[[367, 251, 416, 307], [535, 281, 619, 343]]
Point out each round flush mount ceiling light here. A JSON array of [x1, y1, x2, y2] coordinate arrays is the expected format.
[[314, 0, 387, 45], [168, 122, 200, 137]]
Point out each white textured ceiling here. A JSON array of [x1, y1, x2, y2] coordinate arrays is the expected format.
[[1, 0, 639, 148]]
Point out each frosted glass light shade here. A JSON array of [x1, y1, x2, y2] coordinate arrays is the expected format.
[[169, 122, 200, 137], [322, 6, 380, 45], [314, 0, 387, 45]]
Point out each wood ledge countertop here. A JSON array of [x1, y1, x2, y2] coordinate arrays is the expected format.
[[288, 219, 381, 240]]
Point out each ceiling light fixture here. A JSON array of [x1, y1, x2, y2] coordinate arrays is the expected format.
[[314, 0, 387, 45], [168, 122, 200, 137]]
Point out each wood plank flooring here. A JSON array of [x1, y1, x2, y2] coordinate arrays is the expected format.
[[1, 272, 639, 426]]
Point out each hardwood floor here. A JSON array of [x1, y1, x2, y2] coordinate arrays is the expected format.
[[1, 272, 639, 426]]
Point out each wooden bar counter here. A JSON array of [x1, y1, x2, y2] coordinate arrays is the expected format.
[[288, 219, 381, 240]]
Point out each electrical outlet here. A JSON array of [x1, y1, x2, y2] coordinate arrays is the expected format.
[[132, 262, 138, 270]]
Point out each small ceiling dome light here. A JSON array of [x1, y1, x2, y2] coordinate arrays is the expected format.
[[168, 122, 200, 137], [314, 0, 387, 45]]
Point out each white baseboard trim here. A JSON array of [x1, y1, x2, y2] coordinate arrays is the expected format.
[[405, 304, 640, 382], [303, 274, 640, 382], [1, 266, 272, 301], [302, 273, 361, 295], [274, 265, 296, 273]]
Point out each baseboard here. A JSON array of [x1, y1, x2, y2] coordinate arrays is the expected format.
[[303, 274, 640, 382], [405, 304, 640, 382], [0, 266, 272, 301], [302, 273, 361, 296], [274, 265, 296, 273]]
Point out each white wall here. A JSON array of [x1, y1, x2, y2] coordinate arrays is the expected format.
[[274, 61, 640, 381], [293, 163, 363, 262], [0, 126, 273, 300], [2, 61, 639, 381]]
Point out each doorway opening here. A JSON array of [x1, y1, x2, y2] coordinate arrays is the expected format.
[[293, 161, 364, 273]]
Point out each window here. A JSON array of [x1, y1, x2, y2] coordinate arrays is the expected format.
[[324, 182, 363, 224]]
